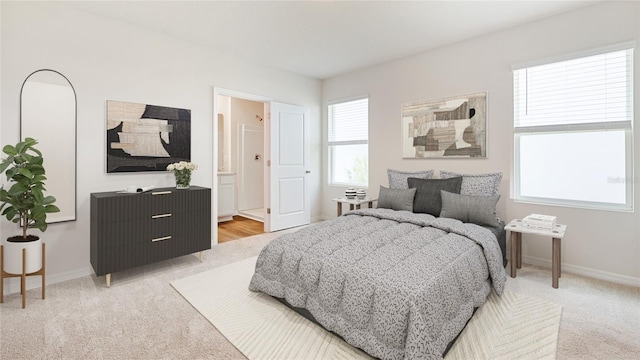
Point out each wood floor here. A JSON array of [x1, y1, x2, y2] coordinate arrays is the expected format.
[[218, 216, 265, 243]]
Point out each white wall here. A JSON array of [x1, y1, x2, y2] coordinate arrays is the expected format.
[[0, 1, 322, 291], [322, 1, 640, 285]]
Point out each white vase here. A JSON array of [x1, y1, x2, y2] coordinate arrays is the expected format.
[[345, 188, 356, 199], [3, 237, 42, 274]]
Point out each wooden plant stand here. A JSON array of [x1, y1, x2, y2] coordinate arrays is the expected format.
[[0, 243, 46, 309]]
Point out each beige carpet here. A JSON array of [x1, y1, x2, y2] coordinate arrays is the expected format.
[[2, 231, 638, 359], [172, 256, 562, 360]]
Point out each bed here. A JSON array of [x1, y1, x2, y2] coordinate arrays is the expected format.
[[249, 172, 508, 359]]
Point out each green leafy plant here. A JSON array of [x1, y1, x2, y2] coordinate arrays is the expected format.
[[0, 137, 59, 240]]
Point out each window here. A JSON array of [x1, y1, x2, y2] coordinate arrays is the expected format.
[[513, 46, 634, 211], [328, 97, 369, 186]]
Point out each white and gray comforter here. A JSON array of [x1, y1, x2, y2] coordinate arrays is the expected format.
[[249, 208, 507, 359]]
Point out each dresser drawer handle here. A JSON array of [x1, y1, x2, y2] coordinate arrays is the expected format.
[[151, 236, 172, 242], [151, 213, 172, 219], [151, 191, 172, 196]]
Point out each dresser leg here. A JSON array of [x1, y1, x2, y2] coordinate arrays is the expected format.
[[199, 251, 203, 262], [106, 273, 111, 288]]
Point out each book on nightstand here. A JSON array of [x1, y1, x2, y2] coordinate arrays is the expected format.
[[522, 213, 557, 230]]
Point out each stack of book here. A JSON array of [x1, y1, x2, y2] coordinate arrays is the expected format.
[[522, 213, 557, 230]]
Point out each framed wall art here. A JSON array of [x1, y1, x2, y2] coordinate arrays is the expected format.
[[106, 100, 191, 173], [402, 92, 487, 159]]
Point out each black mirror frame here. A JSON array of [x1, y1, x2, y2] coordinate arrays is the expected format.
[[19, 69, 77, 223]]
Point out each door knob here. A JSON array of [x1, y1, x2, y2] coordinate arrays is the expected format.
[[305, 170, 311, 174]]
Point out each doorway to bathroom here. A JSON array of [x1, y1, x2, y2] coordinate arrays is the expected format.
[[217, 94, 265, 238], [213, 87, 311, 245]]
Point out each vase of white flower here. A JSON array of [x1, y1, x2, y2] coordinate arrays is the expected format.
[[166, 161, 198, 189]]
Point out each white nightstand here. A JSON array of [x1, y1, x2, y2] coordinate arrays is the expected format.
[[505, 219, 567, 288], [332, 197, 377, 216]]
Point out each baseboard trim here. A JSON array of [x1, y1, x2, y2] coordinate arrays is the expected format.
[[4, 254, 636, 296], [523, 255, 640, 287], [236, 211, 264, 223], [2, 266, 93, 296]]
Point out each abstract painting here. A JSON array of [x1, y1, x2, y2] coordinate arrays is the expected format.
[[106, 100, 191, 173], [402, 92, 487, 159]]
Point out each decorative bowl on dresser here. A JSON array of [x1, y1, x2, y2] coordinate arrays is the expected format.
[[90, 186, 211, 287]]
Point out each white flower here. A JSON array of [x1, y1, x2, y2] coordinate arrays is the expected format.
[[167, 161, 198, 173]]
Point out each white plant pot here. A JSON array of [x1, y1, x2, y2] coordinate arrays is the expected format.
[[3, 237, 42, 275]]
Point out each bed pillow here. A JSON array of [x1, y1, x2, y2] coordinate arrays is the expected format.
[[387, 169, 434, 189], [440, 190, 501, 227], [407, 177, 462, 216], [377, 186, 416, 212], [440, 171, 502, 196]]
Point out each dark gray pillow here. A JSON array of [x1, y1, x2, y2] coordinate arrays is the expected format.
[[377, 186, 416, 211], [440, 190, 501, 227], [407, 177, 462, 216]]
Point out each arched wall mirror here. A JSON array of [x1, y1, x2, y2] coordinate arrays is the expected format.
[[20, 69, 77, 223]]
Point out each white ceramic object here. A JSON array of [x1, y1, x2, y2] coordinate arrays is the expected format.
[[356, 189, 366, 199], [3, 237, 42, 274], [345, 188, 356, 199]]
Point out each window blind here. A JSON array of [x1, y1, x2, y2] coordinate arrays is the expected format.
[[514, 48, 633, 128], [328, 98, 368, 144]]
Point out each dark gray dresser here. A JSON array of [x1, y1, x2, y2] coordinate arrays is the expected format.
[[90, 186, 211, 287]]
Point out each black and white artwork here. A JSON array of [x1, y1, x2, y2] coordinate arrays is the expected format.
[[402, 92, 487, 159], [106, 100, 191, 173]]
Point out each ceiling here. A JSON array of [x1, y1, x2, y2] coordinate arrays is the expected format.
[[67, 0, 600, 79]]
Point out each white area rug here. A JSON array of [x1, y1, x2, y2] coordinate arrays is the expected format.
[[171, 257, 562, 360]]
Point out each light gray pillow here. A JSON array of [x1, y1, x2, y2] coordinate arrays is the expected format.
[[387, 169, 434, 189], [440, 190, 500, 227], [377, 186, 416, 212], [440, 171, 502, 196]]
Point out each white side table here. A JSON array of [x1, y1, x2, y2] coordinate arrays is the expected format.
[[505, 219, 567, 288], [332, 197, 377, 216]]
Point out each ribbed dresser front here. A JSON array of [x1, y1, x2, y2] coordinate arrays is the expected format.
[[90, 186, 211, 286]]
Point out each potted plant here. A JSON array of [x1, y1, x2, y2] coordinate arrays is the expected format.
[[166, 161, 198, 189], [0, 138, 59, 274]]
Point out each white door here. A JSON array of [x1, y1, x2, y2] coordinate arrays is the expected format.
[[267, 102, 311, 231]]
